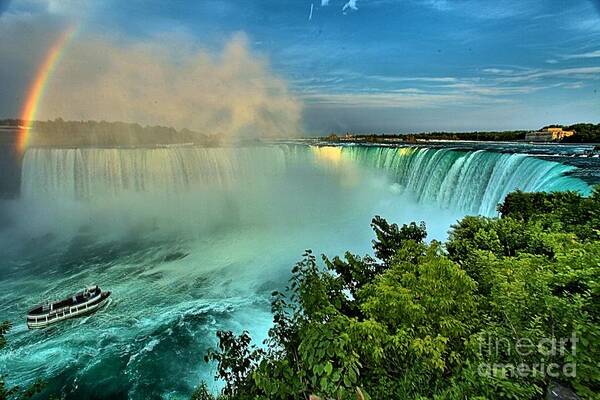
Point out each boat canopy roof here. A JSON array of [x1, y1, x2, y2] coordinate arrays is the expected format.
[[28, 286, 102, 316]]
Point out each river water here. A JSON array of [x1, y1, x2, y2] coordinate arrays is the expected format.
[[0, 140, 594, 398]]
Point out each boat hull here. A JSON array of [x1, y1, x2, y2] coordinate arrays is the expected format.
[[27, 291, 111, 329]]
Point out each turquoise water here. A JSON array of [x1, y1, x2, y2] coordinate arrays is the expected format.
[[0, 145, 590, 398], [330, 145, 591, 215]]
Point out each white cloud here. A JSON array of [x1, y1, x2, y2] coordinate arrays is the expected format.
[[300, 90, 509, 109], [547, 49, 600, 64], [320, 0, 358, 13], [314, 70, 459, 83], [559, 81, 585, 89], [563, 49, 600, 59], [420, 0, 451, 11], [342, 0, 358, 12], [482, 68, 515, 75], [415, 0, 542, 19], [440, 82, 544, 96], [368, 75, 458, 83], [497, 67, 600, 82], [480, 65, 600, 82], [296, 64, 594, 111], [5, 0, 94, 17]]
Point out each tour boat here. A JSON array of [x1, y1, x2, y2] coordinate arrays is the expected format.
[[27, 286, 111, 329]]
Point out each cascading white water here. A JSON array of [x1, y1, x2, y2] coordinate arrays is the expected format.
[[5, 143, 593, 399], [21, 145, 590, 216], [311, 145, 591, 215], [21, 146, 288, 200]]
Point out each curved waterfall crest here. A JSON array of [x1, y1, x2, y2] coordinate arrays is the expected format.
[[20, 144, 590, 216], [310, 145, 589, 215]]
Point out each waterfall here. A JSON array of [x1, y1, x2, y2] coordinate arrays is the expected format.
[[21, 146, 288, 201], [312, 145, 590, 215], [21, 145, 590, 216]]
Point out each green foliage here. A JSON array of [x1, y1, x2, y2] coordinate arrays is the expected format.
[[320, 123, 600, 143], [191, 382, 222, 400], [370, 216, 427, 264], [0, 119, 22, 127], [23, 118, 221, 147], [198, 191, 600, 399], [412, 130, 528, 142], [560, 123, 600, 143], [331, 131, 529, 142], [499, 189, 600, 241], [204, 331, 264, 398]]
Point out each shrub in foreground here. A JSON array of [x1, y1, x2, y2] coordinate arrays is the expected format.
[[198, 190, 599, 399]]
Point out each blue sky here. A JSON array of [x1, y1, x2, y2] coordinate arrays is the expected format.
[[1, 0, 599, 133]]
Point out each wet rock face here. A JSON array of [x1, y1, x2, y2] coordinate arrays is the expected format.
[[546, 382, 580, 400]]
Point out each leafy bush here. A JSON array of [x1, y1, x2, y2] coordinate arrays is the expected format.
[[197, 190, 600, 399]]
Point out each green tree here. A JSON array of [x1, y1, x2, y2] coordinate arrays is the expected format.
[[197, 190, 600, 399]]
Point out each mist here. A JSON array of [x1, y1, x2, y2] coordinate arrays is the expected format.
[[2, 143, 583, 398], [37, 33, 302, 140], [1, 146, 464, 255]]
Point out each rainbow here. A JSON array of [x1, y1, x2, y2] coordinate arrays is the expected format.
[[17, 26, 77, 153]]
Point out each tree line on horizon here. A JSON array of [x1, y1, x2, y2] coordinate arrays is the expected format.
[[2, 119, 599, 145], [0, 118, 223, 147], [324, 123, 600, 143]]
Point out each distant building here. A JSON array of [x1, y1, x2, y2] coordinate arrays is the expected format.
[[525, 127, 575, 142], [339, 132, 354, 142]]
